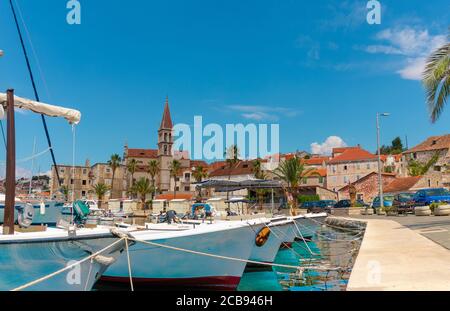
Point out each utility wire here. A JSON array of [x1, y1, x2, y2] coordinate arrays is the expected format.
[[8, 0, 61, 186]]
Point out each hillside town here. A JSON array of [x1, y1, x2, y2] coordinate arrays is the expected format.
[[42, 98, 450, 210]]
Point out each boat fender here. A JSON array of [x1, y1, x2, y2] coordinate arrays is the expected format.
[[93, 255, 116, 266], [40, 201, 46, 215], [17, 203, 34, 228], [255, 227, 271, 247]]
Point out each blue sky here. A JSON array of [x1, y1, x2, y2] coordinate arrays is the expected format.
[[0, 0, 449, 177]]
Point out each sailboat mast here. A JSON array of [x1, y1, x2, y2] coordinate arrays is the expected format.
[[3, 89, 16, 235]]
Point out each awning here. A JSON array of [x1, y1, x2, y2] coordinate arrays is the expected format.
[[194, 179, 283, 192], [0, 92, 81, 124]]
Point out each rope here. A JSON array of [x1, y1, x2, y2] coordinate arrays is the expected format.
[[128, 237, 305, 271], [125, 238, 134, 292], [0, 120, 6, 149], [8, 0, 62, 187], [295, 221, 364, 243], [11, 237, 126, 291], [0, 147, 50, 165]]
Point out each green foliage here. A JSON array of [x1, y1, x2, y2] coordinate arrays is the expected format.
[[380, 137, 405, 155], [430, 202, 446, 212], [93, 183, 109, 202], [408, 152, 440, 176], [298, 195, 320, 204], [423, 33, 450, 123]]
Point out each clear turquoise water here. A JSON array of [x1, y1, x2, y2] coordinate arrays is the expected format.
[[238, 226, 361, 292]]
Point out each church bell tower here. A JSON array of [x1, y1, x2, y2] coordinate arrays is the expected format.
[[158, 96, 174, 192]]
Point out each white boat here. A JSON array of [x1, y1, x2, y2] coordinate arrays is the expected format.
[[249, 219, 294, 264], [0, 226, 127, 291], [101, 219, 266, 290], [289, 213, 328, 239], [0, 197, 64, 227]]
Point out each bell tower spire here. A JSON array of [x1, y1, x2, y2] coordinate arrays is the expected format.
[[158, 97, 174, 192]]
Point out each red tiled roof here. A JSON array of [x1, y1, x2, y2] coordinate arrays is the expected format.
[[208, 161, 228, 172], [404, 134, 450, 154], [155, 193, 193, 200], [329, 147, 377, 164], [127, 149, 158, 159], [190, 160, 209, 168], [339, 172, 396, 192], [209, 161, 255, 177], [306, 168, 327, 177], [384, 176, 422, 194], [304, 157, 330, 166]]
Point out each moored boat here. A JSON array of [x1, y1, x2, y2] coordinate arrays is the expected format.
[[101, 219, 266, 290], [0, 226, 127, 291]]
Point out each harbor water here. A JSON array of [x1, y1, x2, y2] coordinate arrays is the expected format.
[[238, 225, 362, 291]]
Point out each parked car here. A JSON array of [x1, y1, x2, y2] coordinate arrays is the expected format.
[[413, 188, 450, 206], [334, 199, 368, 208], [392, 193, 415, 214], [371, 195, 395, 209]]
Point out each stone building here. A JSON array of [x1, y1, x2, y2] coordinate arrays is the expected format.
[[49, 160, 93, 201], [327, 146, 380, 192], [402, 134, 450, 188], [338, 172, 397, 203]]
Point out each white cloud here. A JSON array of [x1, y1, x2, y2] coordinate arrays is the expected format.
[[0, 166, 32, 179], [362, 26, 447, 80], [227, 105, 300, 121], [311, 136, 347, 155]]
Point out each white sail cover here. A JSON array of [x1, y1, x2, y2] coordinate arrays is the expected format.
[[0, 93, 81, 124]]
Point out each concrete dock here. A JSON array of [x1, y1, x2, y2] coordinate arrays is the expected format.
[[345, 218, 450, 291]]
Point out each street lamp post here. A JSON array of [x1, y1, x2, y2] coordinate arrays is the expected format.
[[377, 112, 390, 213]]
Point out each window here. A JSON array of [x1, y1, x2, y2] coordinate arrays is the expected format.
[[344, 176, 348, 184], [70, 179, 74, 185], [344, 165, 348, 171], [82, 180, 87, 186], [184, 186, 190, 191], [175, 186, 179, 191], [356, 164, 361, 170], [367, 163, 371, 169], [302, 177, 307, 184], [82, 169, 87, 174], [175, 177, 180, 182], [184, 173, 190, 179], [59, 179, 64, 185], [106, 168, 111, 173], [81, 191, 86, 197], [319, 177, 324, 184], [60, 168, 65, 173]]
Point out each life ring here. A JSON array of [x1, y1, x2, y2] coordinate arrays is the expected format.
[[255, 227, 271, 247]]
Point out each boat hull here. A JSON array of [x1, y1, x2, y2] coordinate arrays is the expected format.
[[102, 222, 263, 290], [0, 230, 124, 291], [292, 214, 327, 239], [249, 221, 292, 264]]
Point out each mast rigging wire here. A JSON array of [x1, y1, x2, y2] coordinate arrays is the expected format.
[[8, 0, 62, 187]]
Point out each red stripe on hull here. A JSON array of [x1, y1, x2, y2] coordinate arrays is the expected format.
[[100, 275, 241, 290]]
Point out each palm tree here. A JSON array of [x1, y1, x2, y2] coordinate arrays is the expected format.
[[93, 183, 109, 210], [423, 32, 450, 123], [169, 159, 182, 199], [60, 185, 70, 202], [131, 178, 153, 211], [252, 158, 267, 211], [192, 165, 209, 199], [147, 160, 160, 209], [273, 156, 314, 216], [108, 154, 122, 199], [127, 159, 138, 193]]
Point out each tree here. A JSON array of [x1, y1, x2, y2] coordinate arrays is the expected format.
[[127, 159, 138, 194], [93, 183, 109, 209], [423, 32, 450, 123], [192, 165, 208, 199], [131, 178, 153, 210], [60, 185, 70, 202], [108, 154, 122, 199], [169, 159, 182, 199], [147, 160, 160, 209], [380, 137, 405, 155], [273, 157, 314, 216], [408, 152, 439, 176], [252, 158, 267, 210]]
